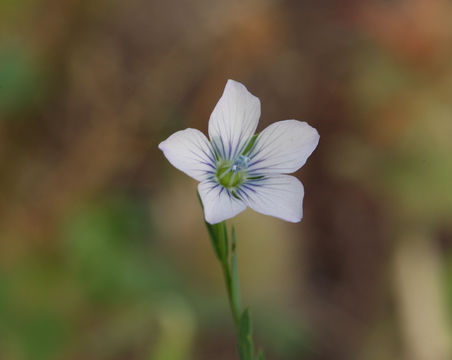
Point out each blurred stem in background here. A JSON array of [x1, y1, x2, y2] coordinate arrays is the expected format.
[[199, 193, 264, 360], [394, 229, 451, 360]]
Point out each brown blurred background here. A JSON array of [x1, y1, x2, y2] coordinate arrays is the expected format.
[[1, 0, 452, 359]]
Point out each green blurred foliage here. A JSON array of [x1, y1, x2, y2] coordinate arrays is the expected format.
[[63, 197, 153, 302], [0, 44, 45, 116]]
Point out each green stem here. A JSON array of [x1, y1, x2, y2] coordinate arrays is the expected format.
[[218, 221, 241, 328], [198, 192, 261, 359], [221, 255, 240, 327]]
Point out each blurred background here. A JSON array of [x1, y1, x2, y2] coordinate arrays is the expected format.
[[1, 0, 452, 359]]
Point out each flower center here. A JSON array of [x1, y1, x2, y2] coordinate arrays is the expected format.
[[215, 155, 250, 190]]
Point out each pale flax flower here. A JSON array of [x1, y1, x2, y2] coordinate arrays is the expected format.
[[159, 80, 319, 224]]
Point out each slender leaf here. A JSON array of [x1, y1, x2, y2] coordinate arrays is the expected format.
[[256, 349, 264, 360], [204, 221, 221, 260], [231, 226, 237, 251], [198, 191, 222, 260], [230, 226, 241, 316], [221, 222, 229, 262], [239, 308, 254, 360], [214, 221, 228, 263]]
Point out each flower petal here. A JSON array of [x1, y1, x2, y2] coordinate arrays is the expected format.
[[198, 180, 247, 224], [247, 120, 319, 174], [208, 79, 260, 161], [237, 175, 304, 222], [159, 128, 216, 181]]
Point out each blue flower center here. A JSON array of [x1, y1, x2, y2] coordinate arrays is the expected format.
[[231, 155, 250, 171], [215, 155, 250, 190]]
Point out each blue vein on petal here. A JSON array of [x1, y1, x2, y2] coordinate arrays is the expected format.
[[213, 108, 255, 161], [247, 125, 299, 173], [193, 134, 216, 164], [213, 138, 226, 160], [187, 149, 215, 171], [189, 134, 217, 177]]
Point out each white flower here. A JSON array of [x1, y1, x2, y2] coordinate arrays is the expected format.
[[159, 79, 319, 224]]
